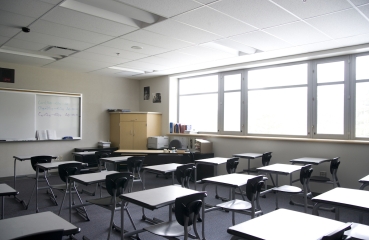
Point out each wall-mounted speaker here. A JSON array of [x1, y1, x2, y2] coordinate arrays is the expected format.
[[0, 68, 15, 83]]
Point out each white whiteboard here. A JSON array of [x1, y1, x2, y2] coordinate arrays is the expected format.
[[0, 88, 81, 141]]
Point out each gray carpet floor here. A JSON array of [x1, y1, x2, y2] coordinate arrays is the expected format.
[[1, 172, 367, 240]]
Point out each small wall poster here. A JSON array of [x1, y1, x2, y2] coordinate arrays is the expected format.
[[153, 93, 161, 103], [144, 86, 150, 100]]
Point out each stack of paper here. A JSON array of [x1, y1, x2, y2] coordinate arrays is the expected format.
[[36, 130, 57, 140], [47, 130, 57, 140]]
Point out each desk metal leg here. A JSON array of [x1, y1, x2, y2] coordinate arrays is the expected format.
[[143, 170, 147, 190], [172, 172, 175, 185], [195, 163, 198, 190], [36, 168, 39, 213], [1, 196, 4, 219], [202, 184, 207, 240], [13, 158, 26, 208]]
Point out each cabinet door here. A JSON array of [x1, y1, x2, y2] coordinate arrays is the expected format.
[[133, 121, 147, 149], [120, 122, 134, 149]]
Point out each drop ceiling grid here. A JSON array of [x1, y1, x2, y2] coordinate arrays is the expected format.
[[120, 30, 194, 50], [0, 52, 54, 66], [136, 55, 189, 68], [143, 19, 221, 44], [31, 20, 114, 45], [270, 0, 352, 19], [0, 0, 55, 19], [350, 0, 369, 6], [263, 21, 331, 46], [5, 38, 48, 52], [47, 56, 114, 70], [172, 6, 256, 37], [116, 60, 168, 71], [229, 31, 291, 52], [306, 8, 369, 39], [117, 0, 202, 18], [154, 51, 206, 65], [0, 36, 8, 45], [209, 0, 299, 29], [41, 7, 138, 37], [177, 45, 235, 59], [0, 25, 21, 38], [359, 4, 369, 19], [102, 38, 170, 55], [335, 32, 369, 46], [86, 45, 150, 60], [72, 51, 132, 65], [0, 10, 36, 29]]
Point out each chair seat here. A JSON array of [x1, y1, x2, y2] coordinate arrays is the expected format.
[[144, 220, 188, 237], [87, 196, 120, 206], [216, 199, 252, 210], [310, 176, 331, 182], [273, 185, 302, 193]]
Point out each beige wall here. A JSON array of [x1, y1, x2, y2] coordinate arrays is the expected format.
[[0, 62, 139, 177]]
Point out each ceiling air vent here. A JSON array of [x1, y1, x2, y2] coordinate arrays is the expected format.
[[42, 46, 78, 59]]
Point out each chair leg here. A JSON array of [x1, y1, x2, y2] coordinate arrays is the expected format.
[[107, 207, 115, 240], [183, 217, 189, 240], [275, 192, 279, 210], [75, 187, 90, 220], [44, 176, 58, 205], [192, 213, 201, 239], [58, 190, 68, 215], [26, 182, 37, 209]]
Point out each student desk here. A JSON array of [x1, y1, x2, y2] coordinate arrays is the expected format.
[[35, 161, 81, 213], [227, 208, 346, 240], [312, 187, 369, 223], [359, 174, 369, 190], [12, 155, 57, 208], [99, 156, 132, 171], [0, 184, 18, 219], [142, 163, 183, 189], [72, 151, 97, 167], [119, 185, 203, 239], [0, 211, 80, 240], [194, 157, 229, 190], [232, 152, 263, 173]]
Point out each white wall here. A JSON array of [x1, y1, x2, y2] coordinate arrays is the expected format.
[[0, 62, 139, 178]]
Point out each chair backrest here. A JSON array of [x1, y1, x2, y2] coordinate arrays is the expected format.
[[174, 192, 206, 227], [330, 157, 340, 174], [226, 158, 239, 174], [261, 152, 272, 166], [300, 164, 314, 185], [127, 156, 145, 175], [13, 229, 64, 240], [169, 139, 182, 149], [175, 164, 195, 188], [58, 162, 82, 183], [321, 223, 351, 240], [95, 150, 111, 167], [30, 155, 53, 172], [245, 175, 264, 202], [105, 172, 132, 197]]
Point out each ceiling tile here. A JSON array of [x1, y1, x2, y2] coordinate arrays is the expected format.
[[15, 31, 93, 50], [45, 56, 113, 72], [264, 21, 330, 46], [31, 20, 113, 44], [196, 0, 221, 4], [173, 6, 256, 37], [117, 0, 202, 18], [144, 19, 221, 44], [230, 31, 291, 51], [271, 0, 352, 19], [42, 7, 138, 37], [121, 30, 193, 50], [178, 45, 234, 60], [0, 52, 54, 66], [335, 32, 369, 47], [306, 8, 369, 39], [86, 45, 149, 60], [0, 36, 8, 45], [359, 4, 369, 18], [5, 38, 48, 51], [36, 0, 61, 4], [209, 0, 299, 29], [0, 25, 21, 38], [155, 51, 205, 65], [137, 56, 187, 68], [103, 38, 169, 55], [72, 51, 131, 64], [350, 0, 369, 6], [116, 61, 167, 71], [0, 0, 54, 18], [0, 10, 36, 28]]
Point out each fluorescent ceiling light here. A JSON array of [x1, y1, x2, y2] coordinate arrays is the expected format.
[[0, 48, 56, 60], [109, 66, 145, 73], [61, 0, 161, 27]]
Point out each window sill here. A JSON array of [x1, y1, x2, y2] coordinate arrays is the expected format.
[[167, 133, 369, 145]]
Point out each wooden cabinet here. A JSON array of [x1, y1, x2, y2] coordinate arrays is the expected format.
[[110, 112, 162, 149]]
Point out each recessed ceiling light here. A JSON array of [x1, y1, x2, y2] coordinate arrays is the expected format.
[[131, 46, 143, 50], [109, 66, 145, 73]]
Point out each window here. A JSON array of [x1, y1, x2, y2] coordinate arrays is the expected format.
[[248, 64, 308, 136], [355, 55, 369, 138], [178, 75, 218, 132]]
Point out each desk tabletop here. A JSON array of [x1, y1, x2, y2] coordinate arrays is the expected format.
[[233, 153, 263, 159], [72, 151, 96, 156], [119, 185, 200, 211], [69, 171, 119, 185], [37, 161, 81, 170], [202, 173, 257, 187], [100, 156, 132, 163], [13, 155, 57, 161], [143, 163, 183, 173], [0, 211, 80, 240], [312, 187, 369, 211], [0, 184, 17, 196], [195, 157, 229, 165], [227, 208, 345, 240], [290, 157, 332, 165], [359, 174, 369, 183], [345, 223, 369, 239], [257, 163, 302, 175], [115, 149, 190, 155]]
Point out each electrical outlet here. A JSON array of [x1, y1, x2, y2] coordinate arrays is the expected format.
[[58, 155, 63, 161], [320, 171, 326, 178]]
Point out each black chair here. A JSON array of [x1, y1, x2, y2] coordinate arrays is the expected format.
[[216, 175, 264, 225], [13, 229, 64, 240], [273, 164, 313, 213], [127, 156, 145, 190], [84, 173, 137, 240], [26, 155, 57, 209], [144, 192, 206, 240], [216, 158, 239, 201], [175, 163, 196, 188], [310, 157, 341, 187], [50, 162, 89, 220]]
